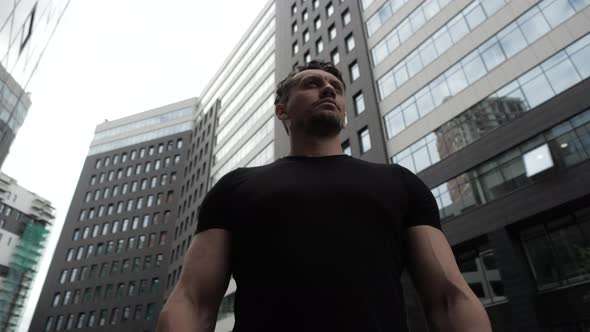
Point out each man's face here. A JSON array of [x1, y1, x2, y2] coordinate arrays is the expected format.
[[277, 69, 346, 138]]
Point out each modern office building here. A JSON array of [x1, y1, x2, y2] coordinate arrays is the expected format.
[[0, 172, 54, 332], [277, 0, 590, 331], [177, 2, 277, 331], [29, 98, 195, 332], [0, 0, 70, 167], [278, 0, 590, 331]]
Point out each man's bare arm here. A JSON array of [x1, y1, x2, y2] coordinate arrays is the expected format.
[[156, 229, 231, 332], [406, 226, 492, 332]]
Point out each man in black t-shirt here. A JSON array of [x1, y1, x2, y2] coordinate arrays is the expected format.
[[157, 61, 492, 332]]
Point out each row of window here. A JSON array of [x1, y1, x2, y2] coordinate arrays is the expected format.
[[215, 65, 274, 146], [371, 0, 454, 65], [85, 172, 176, 204], [73, 211, 172, 242], [94, 139, 183, 169], [44, 303, 156, 331], [430, 108, 590, 222], [200, 5, 275, 116], [90, 156, 181, 186], [52, 277, 160, 309], [377, 0, 508, 100], [93, 107, 192, 141], [65, 231, 167, 264], [291, 0, 338, 21], [366, 0, 411, 36], [293, 31, 355, 57], [60, 253, 164, 284], [79, 191, 174, 221], [381, 0, 590, 135], [217, 57, 275, 128], [213, 117, 274, 184], [392, 33, 590, 174], [215, 98, 274, 164], [89, 123, 191, 156]]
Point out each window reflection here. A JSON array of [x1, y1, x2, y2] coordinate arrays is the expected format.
[[392, 33, 590, 172], [381, 0, 590, 134], [427, 108, 590, 222]]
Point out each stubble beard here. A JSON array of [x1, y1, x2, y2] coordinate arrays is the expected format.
[[303, 110, 343, 138]]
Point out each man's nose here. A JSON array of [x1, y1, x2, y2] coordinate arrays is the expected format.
[[320, 83, 336, 99]]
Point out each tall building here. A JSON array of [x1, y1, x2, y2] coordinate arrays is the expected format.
[[278, 0, 590, 330], [29, 98, 195, 331], [186, 1, 277, 330], [0, 172, 54, 332], [0, 0, 70, 167], [368, 0, 590, 330]]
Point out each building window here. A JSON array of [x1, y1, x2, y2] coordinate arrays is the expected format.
[[359, 127, 371, 153], [291, 3, 297, 16], [349, 61, 360, 81], [292, 22, 298, 34], [302, 8, 308, 21], [59, 270, 68, 284], [87, 311, 96, 328], [521, 207, 590, 290], [342, 9, 351, 25], [98, 309, 107, 326], [146, 303, 156, 320], [345, 33, 355, 52], [354, 92, 366, 115], [455, 240, 507, 306], [314, 16, 321, 30], [304, 50, 311, 64], [313, 0, 319, 9], [76, 313, 86, 329], [316, 38, 324, 54], [328, 24, 337, 41], [303, 29, 310, 43], [52, 292, 61, 307], [44, 316, 54, 331], [55, 315, 64, 331], [65, 314, 74, 330], [331, 48, 340, 65], [342, 140, 352, 156], [326, 2, 334, 16]]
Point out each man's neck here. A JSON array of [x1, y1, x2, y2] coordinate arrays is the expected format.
[[288, 134, 344, 157]]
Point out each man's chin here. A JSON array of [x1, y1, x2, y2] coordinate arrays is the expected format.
[[304, 113, 342, 138]]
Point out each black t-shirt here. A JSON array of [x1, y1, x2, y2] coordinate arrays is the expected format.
[[197, 155, 441, 332]]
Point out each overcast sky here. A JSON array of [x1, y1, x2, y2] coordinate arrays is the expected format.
[[4, 1, 269, 330]]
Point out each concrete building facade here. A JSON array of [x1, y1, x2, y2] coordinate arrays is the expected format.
[[363, 0, 590, 330], [29, 98, 195, 332]]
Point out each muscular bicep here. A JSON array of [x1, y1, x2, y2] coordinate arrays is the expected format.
[[175, 229, 232, 310], [405, 226, 471, 307]]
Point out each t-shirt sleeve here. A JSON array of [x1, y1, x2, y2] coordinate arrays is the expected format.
[[196, 168, 244, 233], [398, 165, 442, 230]]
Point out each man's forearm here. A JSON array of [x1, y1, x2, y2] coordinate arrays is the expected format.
[[156, 295, 217, 332], [426, 287, 492, 332]]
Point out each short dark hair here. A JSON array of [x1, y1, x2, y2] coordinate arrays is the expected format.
[[275, 60, 345, 105]]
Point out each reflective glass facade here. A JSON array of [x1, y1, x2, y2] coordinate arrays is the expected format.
[[393, 33, 590, 173], [0, 0, 70, 167], [382, 0, 590, 135], [431, 108, 590, 221]]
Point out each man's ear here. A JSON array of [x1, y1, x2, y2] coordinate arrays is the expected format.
[[275, 103, 289, 121]]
